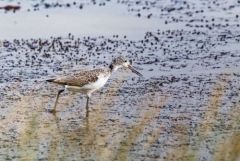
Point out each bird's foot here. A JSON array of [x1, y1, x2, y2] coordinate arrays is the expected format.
[[47, 109, 57, 114], [86, 111, 89, 117]]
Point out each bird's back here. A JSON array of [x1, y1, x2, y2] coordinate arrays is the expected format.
[[47, 68, 111, 87]]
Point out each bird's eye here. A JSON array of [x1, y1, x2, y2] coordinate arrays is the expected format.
[[124, 60, 127, 62]]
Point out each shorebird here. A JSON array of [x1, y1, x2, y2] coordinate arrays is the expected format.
[[46, 56, 142, 117]]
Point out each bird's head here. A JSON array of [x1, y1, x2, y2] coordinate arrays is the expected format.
[[110, 56, 143, 77]]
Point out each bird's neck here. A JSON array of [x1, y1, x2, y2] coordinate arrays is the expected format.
[[109, 64, 120, 73]]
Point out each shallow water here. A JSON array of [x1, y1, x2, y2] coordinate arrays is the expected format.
[[0, 1, 168, 40], [0, 0, 240, 161]]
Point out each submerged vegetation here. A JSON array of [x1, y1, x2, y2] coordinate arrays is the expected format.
[[0, 73, 239, 160]]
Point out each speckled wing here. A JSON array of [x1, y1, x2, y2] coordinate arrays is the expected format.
[[47, 68, 109, 87]]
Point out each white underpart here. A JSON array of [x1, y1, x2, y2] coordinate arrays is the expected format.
[[65, 73, 111, 97]]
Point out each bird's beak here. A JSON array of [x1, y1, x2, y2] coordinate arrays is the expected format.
[[127, 65, 143, 77]]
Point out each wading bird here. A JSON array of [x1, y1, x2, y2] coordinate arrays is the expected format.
[[47, 56, 142, 117]]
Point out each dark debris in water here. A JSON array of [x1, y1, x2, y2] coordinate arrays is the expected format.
[[0, 5, 21, 12], [0, 27, 239, 82]]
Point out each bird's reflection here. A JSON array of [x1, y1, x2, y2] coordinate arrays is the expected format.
[[50, 112, 98, 160]]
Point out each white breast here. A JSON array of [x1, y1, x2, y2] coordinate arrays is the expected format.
[[84, 74, 110, 90]]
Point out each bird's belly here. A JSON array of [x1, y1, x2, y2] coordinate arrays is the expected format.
[[65, 85, 87, 93], [83, 76, 110, 90]]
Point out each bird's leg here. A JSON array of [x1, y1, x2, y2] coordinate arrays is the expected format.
[[49, 89, 64, 114], [86, 96, 90, 117]]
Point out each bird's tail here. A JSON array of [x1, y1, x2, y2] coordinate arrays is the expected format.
[[46, 79, 55, 83]]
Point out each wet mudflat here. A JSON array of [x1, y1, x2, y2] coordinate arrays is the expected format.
[[0, 0, 240, 161]]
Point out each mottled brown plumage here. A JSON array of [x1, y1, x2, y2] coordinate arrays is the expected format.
[[47, 68, 110, 87]]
